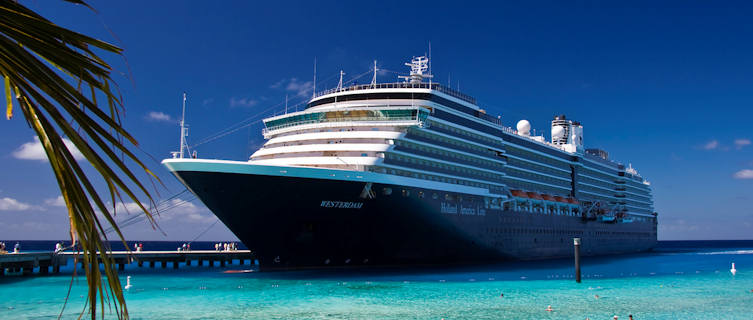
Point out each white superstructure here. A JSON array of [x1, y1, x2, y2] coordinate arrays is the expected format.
[[247, 56, 655, 220]]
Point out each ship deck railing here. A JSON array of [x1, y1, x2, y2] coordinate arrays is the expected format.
[[312, 82, 477, 105]]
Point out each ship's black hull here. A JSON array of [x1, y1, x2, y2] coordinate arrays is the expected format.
[[172, 168, 657, 271]]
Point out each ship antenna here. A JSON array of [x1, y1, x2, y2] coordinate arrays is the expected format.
[[172, 92, 189, 159], [285, 94, 288, 114], [399, 56, 433, 84], [371, 60, 378, 88], [312, 57, 317, 99], [428, 42, 432, 87], [337, 70, 345, 91]]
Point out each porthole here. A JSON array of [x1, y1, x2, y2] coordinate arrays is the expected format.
[[382, 187, 392, 196]]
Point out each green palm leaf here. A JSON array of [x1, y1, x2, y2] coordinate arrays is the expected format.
[[1, 1, 159, 319]]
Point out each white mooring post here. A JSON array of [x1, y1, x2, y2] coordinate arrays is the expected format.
[[574, 237, 581, 283]]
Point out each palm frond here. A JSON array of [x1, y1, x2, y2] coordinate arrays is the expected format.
[[0, 1, 160, 319]]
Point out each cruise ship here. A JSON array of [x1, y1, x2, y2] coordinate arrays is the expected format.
[[163, 56, 657, 270]]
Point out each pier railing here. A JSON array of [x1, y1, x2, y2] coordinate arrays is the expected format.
[[0, 250, 255, 276]]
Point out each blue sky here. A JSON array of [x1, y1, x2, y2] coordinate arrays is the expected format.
[[1, 1, 752, 240]]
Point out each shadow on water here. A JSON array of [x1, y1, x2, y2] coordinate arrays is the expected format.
[[0, 276, 37, 285], [238, 240, 753, 282], [239, 256, 623, 282]]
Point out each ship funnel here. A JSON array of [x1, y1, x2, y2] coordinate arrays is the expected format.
[[551, 114, 583, 153]]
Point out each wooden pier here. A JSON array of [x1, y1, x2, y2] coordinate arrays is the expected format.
[[0, 250, 254, 276]]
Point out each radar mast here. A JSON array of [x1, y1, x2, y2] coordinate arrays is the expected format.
[[171, 92, 189, 159], [399, 56, 433, 84]]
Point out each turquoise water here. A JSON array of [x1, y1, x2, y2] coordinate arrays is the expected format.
[[1, 242, 752, 319]]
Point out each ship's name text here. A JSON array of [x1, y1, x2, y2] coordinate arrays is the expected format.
[[321, 201, 364, 209]]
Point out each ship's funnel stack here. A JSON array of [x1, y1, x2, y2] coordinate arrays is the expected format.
[[551, 115, 584, 153]]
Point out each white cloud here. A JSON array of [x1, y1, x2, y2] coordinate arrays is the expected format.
[[44, 196, 66, 207], [701, 140, 719, 150], [0, 197, 32, 211], [146, 111, 173, 122], [114, 201, 147, 214], [658, 218, 700, 232], [202, 98, 214, 106], [13, 136, 85, 161], [733, 169, 753, 179], [159, 199, 214, 223], [734, 139, 751, 149], [269, 79, 285, 89], [105, 199, 214, 223], [285, 78, 314, 97], [271, 78, 315, 96], [229, 97, 258, 108]]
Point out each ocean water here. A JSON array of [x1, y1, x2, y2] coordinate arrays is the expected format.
[[1, 241, 752, 319]]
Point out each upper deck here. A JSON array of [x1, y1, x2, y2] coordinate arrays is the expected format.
[[306, 82, 506, 128], [311, 82, 477, 105]]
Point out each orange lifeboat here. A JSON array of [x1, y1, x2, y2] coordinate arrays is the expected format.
[[510, 190, 528, 198], [567, 198, 580, 205], [553, 196, 569, 203], [542, 194, 556, 201], [526, 192, 544, 200]]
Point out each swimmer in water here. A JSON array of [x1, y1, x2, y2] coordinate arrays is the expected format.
[[594, 294, 600, 299], [546, 305, 553, 312], [629, 315, 634, 320], [500, 293, 504, 298]]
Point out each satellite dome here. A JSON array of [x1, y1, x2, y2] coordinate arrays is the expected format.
[[551, 125, 565, 140], [516, 120, 531, 136]]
